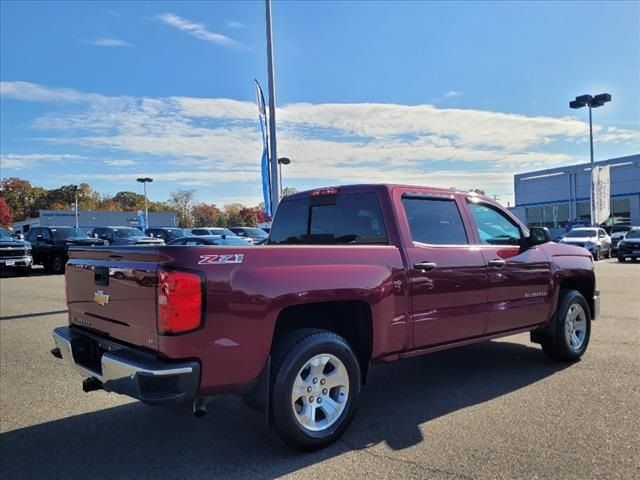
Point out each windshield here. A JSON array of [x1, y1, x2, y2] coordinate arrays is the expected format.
[[51, 228, 90, 239], [239, 228, 268, 238], [216, 236, 251, 245], [168, 229, 187, 238], [0, 229, 12, 240], [625, 230, 640, 239], [113, 228, 144, 238], [565, 229, 597, 238], [209, 228, 236, 236]]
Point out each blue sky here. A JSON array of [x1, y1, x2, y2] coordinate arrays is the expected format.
[[1, 0, 638, 207]]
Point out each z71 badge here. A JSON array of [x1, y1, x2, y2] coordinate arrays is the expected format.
[[198, 254, 244, 265]]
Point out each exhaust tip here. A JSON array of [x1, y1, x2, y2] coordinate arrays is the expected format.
[[193, 397, 208, 418]]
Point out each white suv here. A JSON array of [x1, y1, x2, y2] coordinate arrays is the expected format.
[[560, 227, 612, 260]]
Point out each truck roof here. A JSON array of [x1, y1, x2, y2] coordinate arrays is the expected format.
[[285, 183, 486, 201]]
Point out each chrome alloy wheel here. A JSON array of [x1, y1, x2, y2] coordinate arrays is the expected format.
[[565, 303, 587, 351], [291, 354, 349, 432]]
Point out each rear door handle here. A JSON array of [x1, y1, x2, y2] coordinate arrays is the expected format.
[[413, 261, 437, 271], [488, 259, 506, 268]]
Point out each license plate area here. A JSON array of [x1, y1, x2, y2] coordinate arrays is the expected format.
[[6, 260, 15, 266], [71, 336, 104, 375]]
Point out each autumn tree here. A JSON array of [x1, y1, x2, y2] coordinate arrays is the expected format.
[[0, 178, 37, 221], [0, 198, 13, 227], [113, 191, 146, 211], [191, 203, 222, 227], [281, 187, 297, 197], [168, 189, 197, 227]]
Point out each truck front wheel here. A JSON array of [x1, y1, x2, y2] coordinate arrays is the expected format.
[[542, 290, 591, 362], [270, 329, 361, 450]]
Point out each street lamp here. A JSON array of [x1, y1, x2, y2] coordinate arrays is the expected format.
[[277, 157, 290, 197], [569, 93, 611, 226], [71, 185, 79, 228], [136, 177, 153, 228]]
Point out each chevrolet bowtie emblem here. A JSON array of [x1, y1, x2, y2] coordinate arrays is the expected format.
[[94, 290, 110, 306]]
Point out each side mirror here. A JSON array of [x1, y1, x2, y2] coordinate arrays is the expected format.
[[528, 227, 551, 246]]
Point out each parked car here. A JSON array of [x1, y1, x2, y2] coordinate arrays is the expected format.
[[168, 235, 253, 246], [0, 227, 32, 275], [229, 227, 269, 244], [53, 184, 599, 450], [146, 227, 190, 243], [616, 227, 640, 262], [26, 226, 105, 274], [190, 227, 250, 243], [605, 226, 633, 255], [191, 227, 239, 237], [92, 227, 165, 246], [559, 227, 611, 260]]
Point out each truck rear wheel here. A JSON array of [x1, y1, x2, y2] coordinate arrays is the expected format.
[[542, 290, 591, 362], [270, 329, 361, 450]]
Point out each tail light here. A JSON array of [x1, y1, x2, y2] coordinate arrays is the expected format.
[[157, 270, 203, 335]]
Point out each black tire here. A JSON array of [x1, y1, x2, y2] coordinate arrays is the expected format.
[[51, 255, 65, 274], [270, 329, 361, 451], [18, 267, 31, 276], [604, 248, 611, 259], [542, 290, 591, 362], [593, 248, 600, 261], [618, 256, 625, 263]]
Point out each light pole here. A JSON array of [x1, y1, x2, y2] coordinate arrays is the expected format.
[[72, 185, 79, 228], [136, 177, 153, 227], [277, 157, 290, 197], [569, 93, 611, 226]]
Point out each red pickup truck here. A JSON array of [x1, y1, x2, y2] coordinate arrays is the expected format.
[[52, 184, 599, 449]]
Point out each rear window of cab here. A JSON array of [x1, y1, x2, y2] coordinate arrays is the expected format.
[[269, 192, 388, 245]]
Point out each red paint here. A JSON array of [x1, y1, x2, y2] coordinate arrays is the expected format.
[[65, 184, 596, 396]]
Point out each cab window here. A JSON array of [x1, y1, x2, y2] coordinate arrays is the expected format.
[[468, 202, 522, 245], [401, 196, 468, 245]]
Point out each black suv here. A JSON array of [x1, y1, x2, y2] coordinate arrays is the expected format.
[[0, 228, 33, 275], [26, 226, 105, 274]]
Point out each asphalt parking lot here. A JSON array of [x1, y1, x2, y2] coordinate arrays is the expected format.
[[1, 261, 639, 480]]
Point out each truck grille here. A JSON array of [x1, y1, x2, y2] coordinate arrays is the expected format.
[[0, 248, 27, 258]]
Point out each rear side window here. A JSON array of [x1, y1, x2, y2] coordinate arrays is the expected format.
[[269, 192, 387, 245], [402, 196, 468, 245]]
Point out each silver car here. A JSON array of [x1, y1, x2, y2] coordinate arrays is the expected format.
[[560, 227, 612, 260]]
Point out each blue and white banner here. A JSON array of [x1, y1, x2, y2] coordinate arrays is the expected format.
[[137, 211, 147, 232], [255, 80, 271, 217], [592, 165, 610, 225]]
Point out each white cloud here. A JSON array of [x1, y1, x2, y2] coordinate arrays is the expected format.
[[104, 159, 137, 167], [156, 13, 246, 49], [91, 38, 132, 47], [227, 20, 247, 29], [2, 81, 639, 204], [0, 153, 83, 169], [444, 91, 462, 98]]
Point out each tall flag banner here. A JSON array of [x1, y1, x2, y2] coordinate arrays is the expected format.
[[592, 165, 611, 225], [137, 211, 147, 232], [255, 80, 272, 217]]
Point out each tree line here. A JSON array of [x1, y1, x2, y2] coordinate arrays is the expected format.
[[0, 177, 293, 229]]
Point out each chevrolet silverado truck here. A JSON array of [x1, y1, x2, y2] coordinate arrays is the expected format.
[[26, 226, 106, 274], [52, 184, 599, 450], [0, 227, 32, 275]]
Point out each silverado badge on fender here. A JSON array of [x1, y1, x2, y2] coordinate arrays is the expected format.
[[94, 290, 110, 306]]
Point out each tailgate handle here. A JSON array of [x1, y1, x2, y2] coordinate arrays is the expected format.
[[94, 266, 109, 286]]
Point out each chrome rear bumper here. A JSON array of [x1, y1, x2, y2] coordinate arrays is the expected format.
[[52, 326, 199, 404]]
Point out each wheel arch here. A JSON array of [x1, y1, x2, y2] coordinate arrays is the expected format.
[[271, 300, 373, 384]]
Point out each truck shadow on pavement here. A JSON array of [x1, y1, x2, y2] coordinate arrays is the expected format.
[[0, 340, 570, 480]]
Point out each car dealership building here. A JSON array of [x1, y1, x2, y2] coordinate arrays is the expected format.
[[509, 153, 640, 238]]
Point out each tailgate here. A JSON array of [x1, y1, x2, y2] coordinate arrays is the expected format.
[[66, 247, 160, 351]]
